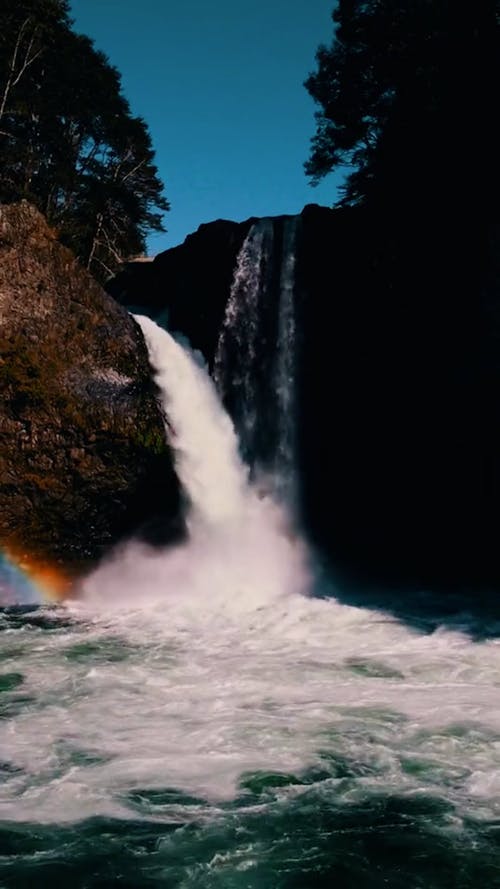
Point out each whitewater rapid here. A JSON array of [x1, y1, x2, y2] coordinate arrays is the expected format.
[[1, 318, 500, 838]]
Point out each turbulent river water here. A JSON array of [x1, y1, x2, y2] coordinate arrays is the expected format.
[[1, 316, 500, 887]]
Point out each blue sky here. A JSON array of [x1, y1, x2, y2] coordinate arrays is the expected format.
[[70, 0, 343, 254]]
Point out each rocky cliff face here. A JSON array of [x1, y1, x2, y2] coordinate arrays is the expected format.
[[0, 202, 182, 583], [107, 205, 500, 591]]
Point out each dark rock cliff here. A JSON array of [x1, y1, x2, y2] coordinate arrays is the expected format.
[[296, 205, 497, 590], [0, 202, 182, 580], [108, 205, 500, 591]]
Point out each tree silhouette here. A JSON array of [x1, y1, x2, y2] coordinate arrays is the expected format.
[[0, 0, 168, 280], [305, 1, 500, 211]]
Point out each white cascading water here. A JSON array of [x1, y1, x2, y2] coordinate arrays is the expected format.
[[137, 315, 248, 526], [2, 314, 500, 837]]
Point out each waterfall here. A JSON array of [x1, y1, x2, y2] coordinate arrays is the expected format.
[[271, 216, 300, 502], [213, 220, 275, 464], [214, 216, 300, 502], [92, 314, 311, 614]]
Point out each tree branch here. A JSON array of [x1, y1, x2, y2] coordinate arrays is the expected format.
[[0, 19, 43, 121]]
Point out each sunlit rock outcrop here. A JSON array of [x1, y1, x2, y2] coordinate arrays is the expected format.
[[0, 202, 182, 585]]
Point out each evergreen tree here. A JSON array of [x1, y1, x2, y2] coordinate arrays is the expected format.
[[0, 0, 168, 280], [305, 1, 500, 211]]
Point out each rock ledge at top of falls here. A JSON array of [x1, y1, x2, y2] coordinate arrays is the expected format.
[[107, 215, 258, 366], [106, 205, 335, 368], [0, 201, 183, 579]]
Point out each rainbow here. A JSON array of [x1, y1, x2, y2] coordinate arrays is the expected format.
[[0, 547, 72, 606]]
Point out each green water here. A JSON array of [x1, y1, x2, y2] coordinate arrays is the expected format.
[[1, 777, 499, 887], [1, 603, 500, 888]]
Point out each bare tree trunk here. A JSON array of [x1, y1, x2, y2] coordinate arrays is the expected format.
[[86, 212, 104, 273], [0, 19, 42, 123]]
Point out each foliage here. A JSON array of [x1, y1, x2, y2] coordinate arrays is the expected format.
[[305, 1, 500, 209], [0, 0, 168, 280]]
